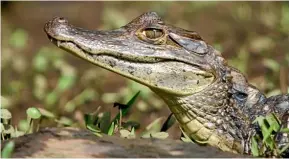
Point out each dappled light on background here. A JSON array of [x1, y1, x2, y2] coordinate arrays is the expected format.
[[1, 2, 288, 150]]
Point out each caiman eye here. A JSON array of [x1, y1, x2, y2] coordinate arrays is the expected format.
[[235, 92, 248, 102], [142, 28, 164, 39]]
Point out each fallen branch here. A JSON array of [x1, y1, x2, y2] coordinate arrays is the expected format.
[[1, 127, 247, 157]]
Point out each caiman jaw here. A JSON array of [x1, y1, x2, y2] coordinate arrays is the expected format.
[[44, 15, 215, 96]]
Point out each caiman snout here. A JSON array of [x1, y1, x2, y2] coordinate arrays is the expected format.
[[44, 17, 72, 42]]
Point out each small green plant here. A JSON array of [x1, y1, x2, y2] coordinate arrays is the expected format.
[[0, 106, 77, 141], [84, 91, 176, 140], [84, 91, 141, 137], [250, 113, 289, 157], [1, 141, 15, 158]]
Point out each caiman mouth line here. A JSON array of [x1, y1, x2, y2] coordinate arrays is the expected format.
[[47, 35, 216, 96], [47, 35, 215, 79]]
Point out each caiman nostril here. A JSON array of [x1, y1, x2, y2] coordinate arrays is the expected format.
[[57, 17, 67, 23]]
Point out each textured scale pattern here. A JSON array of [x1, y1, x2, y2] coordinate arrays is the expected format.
[[157, 79, 249, 153]]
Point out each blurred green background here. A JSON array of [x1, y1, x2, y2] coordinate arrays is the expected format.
[[1, 1, 289, 139]]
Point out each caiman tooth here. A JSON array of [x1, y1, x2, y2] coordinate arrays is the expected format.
[[57, 41, 60, 47]]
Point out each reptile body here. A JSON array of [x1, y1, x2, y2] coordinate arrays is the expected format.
[[44, 12, 289, 155]]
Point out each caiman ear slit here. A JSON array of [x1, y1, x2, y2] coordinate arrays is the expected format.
[[168, 32, 208, 54]]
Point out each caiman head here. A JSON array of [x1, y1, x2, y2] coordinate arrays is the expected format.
[[44, 12, 224, 95], [44, 12, 250, 154]]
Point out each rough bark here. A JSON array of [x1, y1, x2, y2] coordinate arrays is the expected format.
[[1, 127, 247, 157]]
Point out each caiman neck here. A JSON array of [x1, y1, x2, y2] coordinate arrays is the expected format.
[[153, 78, 251, 154]]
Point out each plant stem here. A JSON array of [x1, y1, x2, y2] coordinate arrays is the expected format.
[[119, 109, 122, 128]]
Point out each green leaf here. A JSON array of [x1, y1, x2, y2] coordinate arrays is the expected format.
[[264, 135, 274, 150], [84, 107, 101, 127], [160, 113, 176, 132], [280, 128, 289, 133], [251, 136, 259, 157], [0, 109, 12, 120], [26, 107, 42, 119], [181, 137, 193, 143], [74, 88, 97, 106], [86, 124, 101, 133], [279, 143, 289, 154], [55, 117, 73, 126], [92, 132, 103, 137], [45, 91, 58, 107], [107, 122, 115, 136], [85, 112, 102, 136], [262, 126, 274, 142], [56, 75, 76, 92], [101, 93, 119, 104], [99, 112, 111, 133], [18, 120, 29, 132], [64, 102, 76, 113], [9, 28, 28, 49], [127, 81, 151, 100], [150, 132, 169, 139], [111, 91, 140, 124], [64, 88, 97, 113], [33, 52, 49, 72], [37, 108, 55, 119], [84, 113, 98, 126], [265, 113, 280, 132], [131, 127, 135, 135], [33, 74, 48, 100], [253, 116, 269, 138], [1, 141, 15, 158], [263, 59, 280, 73], [180, 127, 193, 143]]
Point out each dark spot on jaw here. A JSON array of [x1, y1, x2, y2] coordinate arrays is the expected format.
[[109, 61, 116, 67], [128, 66, 135, 75], [158, 79, 164, 85], [182, 69, 186, 72]]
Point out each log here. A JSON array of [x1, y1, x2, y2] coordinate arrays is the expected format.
[[1, 127, 247, 157]]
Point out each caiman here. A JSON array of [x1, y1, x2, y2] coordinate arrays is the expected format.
[[44, 12, 289, 156]]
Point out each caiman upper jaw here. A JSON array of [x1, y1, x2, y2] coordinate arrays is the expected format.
[[44, 13, 216, 96]]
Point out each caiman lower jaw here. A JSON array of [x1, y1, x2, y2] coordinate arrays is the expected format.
[[47, 36, 216, 96]]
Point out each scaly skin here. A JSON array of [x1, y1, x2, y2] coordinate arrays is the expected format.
[[44, 12, 289, 155]]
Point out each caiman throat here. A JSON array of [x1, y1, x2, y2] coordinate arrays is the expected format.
[[44, 12, 289, 155]]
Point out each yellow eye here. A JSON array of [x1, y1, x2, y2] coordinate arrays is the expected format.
[[142, 28, 164, 39]]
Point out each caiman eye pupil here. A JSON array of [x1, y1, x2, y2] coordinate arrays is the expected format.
[[235, 92, 248, 101], [143, 28, 163, 39]]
